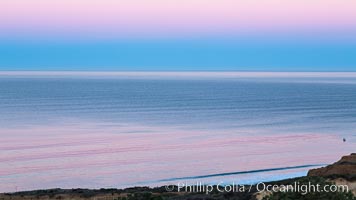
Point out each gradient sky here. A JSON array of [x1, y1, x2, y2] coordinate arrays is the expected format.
[[0, 0, 356, 71]]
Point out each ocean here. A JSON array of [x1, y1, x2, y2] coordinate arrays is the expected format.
[[0, 72, 355, 192]]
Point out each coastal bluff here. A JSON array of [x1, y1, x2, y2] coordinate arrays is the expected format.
[[308, 153, 356, 180], [308, 153, 356, 196]]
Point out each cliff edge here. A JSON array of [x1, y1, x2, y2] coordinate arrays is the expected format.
[[308, 153, 356, 181]]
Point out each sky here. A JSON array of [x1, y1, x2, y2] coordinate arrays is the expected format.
[[0, 0, 356, 71]]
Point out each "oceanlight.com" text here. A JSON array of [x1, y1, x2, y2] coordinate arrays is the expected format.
[[165, 181, 349, 195]]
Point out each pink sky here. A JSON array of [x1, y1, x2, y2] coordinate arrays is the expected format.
[[1, 0, 356, 38]]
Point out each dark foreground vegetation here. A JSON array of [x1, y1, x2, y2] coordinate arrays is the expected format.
[[0, 176, 355, 200]]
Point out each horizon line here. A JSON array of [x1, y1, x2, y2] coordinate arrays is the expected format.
[[2, 71, 356, 78]]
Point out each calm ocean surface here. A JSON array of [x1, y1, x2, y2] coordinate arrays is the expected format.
[[0, 73, 355, 192]]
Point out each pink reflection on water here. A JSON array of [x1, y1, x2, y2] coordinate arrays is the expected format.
[[0, 122, 353, 192]]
